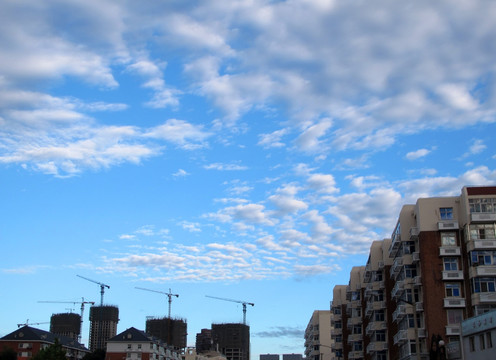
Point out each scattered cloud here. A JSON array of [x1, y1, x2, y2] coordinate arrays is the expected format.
[[406, 148, 431, 160]]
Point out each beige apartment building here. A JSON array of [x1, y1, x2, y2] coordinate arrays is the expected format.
[[329, 185, 496, 360], [305, 310, 333, 360]]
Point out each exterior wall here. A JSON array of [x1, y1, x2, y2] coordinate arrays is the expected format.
[[304, 310, 332, 360], [331, 286, 347, 360]]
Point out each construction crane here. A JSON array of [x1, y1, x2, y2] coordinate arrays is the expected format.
[[38, 297, 95, 342], [17, 320, 49, 328], [77, 275, 110, 305], [205, 295, 254, 325], [135, 287, 179, 318]]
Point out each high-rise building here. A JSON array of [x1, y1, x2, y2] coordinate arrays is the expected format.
[[304, 310, 332, 360], [211, 323, 250, 360], [89, 305, 119, 352], [145, 317, 187, 350], [259, 354, 279, 360], [329, 185, 496, 360], [50, 312, 81, 342]]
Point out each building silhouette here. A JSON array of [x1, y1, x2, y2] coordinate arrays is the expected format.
[[89, 305, 119, 352], [211, 323, 250, 360], [50, 312, 81, 342], [145, 317, 187, 350]]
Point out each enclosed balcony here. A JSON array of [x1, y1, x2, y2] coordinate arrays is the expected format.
[[438, 221, 459, 230], [443, 297, 466, 308], [442, 270, 464, 280], [440, 247, 461, 256], [471, 213, 496, 222]]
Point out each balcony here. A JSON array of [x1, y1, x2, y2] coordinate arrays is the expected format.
[[418, 328, 426, 338], [473, 265, 496, 277], [416, 301, 424, 312], [393, 330, 408, 344], [438, 221, 459, 230], [442, 270, 464, 280], [378, 261, 385, 270], [440, 247, 461, 256], [392, 305, 406, 322], [446, 325, 461, 336], [412, 252, 420, 262], [472, 239, 496, 250], [471, 213, 496, 222], [367, 342, 388, 353], [410, 227, 419, 239], [391, 258, 404, 278], [478, 292, 496, 303], [348, 334, 363, 342], [444, 297, 466, 308], [366, 321, 387, 335], [392, 280, 404, 298], [413, 275, 422, 287], [331, 328, 342, 336]]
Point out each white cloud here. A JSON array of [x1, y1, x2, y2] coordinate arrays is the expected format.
[[406, 148, 431, 160], [204, 163, 248, 171], [145, 119, 211, 149]]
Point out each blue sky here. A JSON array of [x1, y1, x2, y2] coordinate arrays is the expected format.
[[1, 0, 496, 358]]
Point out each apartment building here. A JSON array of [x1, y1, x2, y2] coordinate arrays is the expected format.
[[304, 310, 332, 360], [331, 286, 348, 360], [329, 185, 496, 360], [105, 327, 180, 360]]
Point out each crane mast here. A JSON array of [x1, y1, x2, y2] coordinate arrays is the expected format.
[[77, 275, 110, 305], [135, 287, 179, 318], [205, 295, 254, 325]]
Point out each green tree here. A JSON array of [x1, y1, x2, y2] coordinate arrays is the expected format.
[[32, 339, 67, 360], [82, 349, 105, 360], [0, 347, 17, 360]]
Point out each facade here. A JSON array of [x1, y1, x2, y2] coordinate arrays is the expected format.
[[282, 354, 302, 360], [105, 327, 180, 360], [211, 323, 250, 360], [50, 313, 82, 342], [304, 310, 332, 360], [146, 317, 187, 350], [89, 305, 119, 352], [328, 185, 496, 360], [0, 325, 89, 360]]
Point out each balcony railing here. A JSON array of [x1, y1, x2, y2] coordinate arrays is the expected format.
[[471, 213, 496, 222], [442, 270, 464, 280], [440, 247, 461, 256], [438, 221, 459, 230], [444, 297, 466, 308]]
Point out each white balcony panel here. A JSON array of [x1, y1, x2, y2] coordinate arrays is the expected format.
[[475, 266, 496, 276], [438, 221, 459, 230], [442, 271, 464, 280], [444, 298, 466, 308], [440, 247, 461, 256], [446, 326, 461, 336], [471, 213, 496, 222], [473, 240, 496, 249]]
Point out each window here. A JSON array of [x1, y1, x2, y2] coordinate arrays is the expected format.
[[440, 207, 453, 220], [487, 332, 493, 348], [138, 344, 142, 350], [351, 291, 360, 301], [353, 342, 362, 351], [335, 335, 342, 343], [334, 321, 342, 329], [353, 325, 362, 334], [127, 344, 132, 350], [444, 258, 458, 271], [469, 224, 496, 240], [469, 336, 475, 352], [470, 198, 496, 213], [403, 241, 416, 254], [446, 283, 461, 297], [374, 271, 383, 282], [480, 334, 486, 350], [447, 310, 463, 325], [405, 264, 418, 278], [473, 278, 496, 293], [471, 251, 496, 266], [374, 291, 384, 302], [410, 341, 417, 354], [441, 232, 457, 246], [376, 330, 386, 342], [333, 307, 341, 315], [375, 310, 385, 322]]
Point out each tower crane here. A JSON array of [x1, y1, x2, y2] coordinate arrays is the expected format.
[[77, 275, 109, 305], [205, 295, 254, 325], [38, 297, 95, 342], [17, 320, 49, 328], [135, 287, 179, 318]]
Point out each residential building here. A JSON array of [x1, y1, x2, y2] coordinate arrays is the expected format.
[[0, 325, 89, 360], [329, 185, 496, 360], [50, 313, 81, 342], [105, 327, 180, 360], [282, 354, 302, 360], [304, 310, 332, 360], [330, 286, 347, 359], [260, 354, 280, 360]]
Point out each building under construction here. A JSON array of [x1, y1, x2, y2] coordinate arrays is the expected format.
[[89, 305, 119, 352], [50, 313, 81, 341], [145, 317, 187, 350], [211, 323, 250, 360], [195, 328, 213, 353]]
